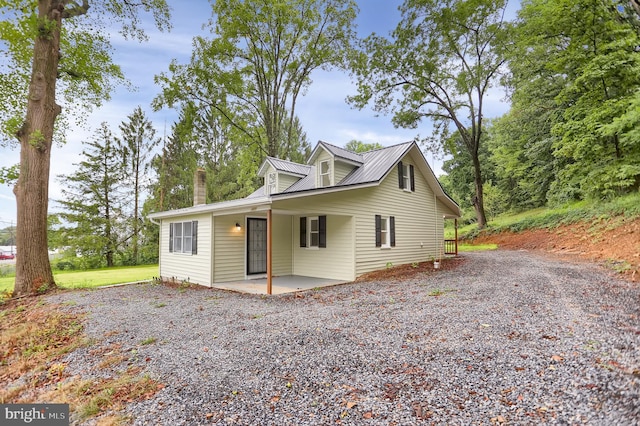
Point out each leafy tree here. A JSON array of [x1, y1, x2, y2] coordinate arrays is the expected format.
[[487, 106, 560, 210], [344, 140, 384, 153], [55, 123, 124, 267], [348, 0, 510, 228], [440, 129, 496, 223], [118, 107, 160, 265], [0, 225, 17, 247], [153, 0, 357, 170], [511, 0, 640, 202], [0, 0, 170, 296]]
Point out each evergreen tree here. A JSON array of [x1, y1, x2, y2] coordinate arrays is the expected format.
[[118, 107, 160, 265], [56, 123, 124, 267]]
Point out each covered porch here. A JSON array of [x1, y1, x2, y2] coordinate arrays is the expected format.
[[212, 275, 350, 295]]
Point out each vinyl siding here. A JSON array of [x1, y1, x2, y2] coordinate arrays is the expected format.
[[212, 215, 246, 282], [159, 213, 212, 286], [212, 213, 292, 282], [334, 161, 356, 184], [272, 214, 293, 276], [293, 215, 354, 281], [278, 174, 300, 193], [273, 152, 446, 279]]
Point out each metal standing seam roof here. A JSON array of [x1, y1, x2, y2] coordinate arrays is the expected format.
[[315, 141, 364, 164], [148, 140, 461, 219], [282, 141, 414, 193], [263, 157, 311, 176]]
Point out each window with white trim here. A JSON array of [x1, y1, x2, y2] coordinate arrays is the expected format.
[[267, 172, 277, 195], [380, 217, 389, 247], [309, 217, 319, 247], [403, 164, 411, 191], [300, 216, 327, 248], [375, 215, 395, 248], [319, 160, 331, 187], [169, 221, 198, 254], [397, 161, 415, 192]]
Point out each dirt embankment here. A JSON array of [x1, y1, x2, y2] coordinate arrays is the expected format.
[[469, 216, 640, 283]]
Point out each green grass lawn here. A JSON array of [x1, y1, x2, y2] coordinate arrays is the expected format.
[[458, 243, 498, 252], [0, 264, 158, 294]]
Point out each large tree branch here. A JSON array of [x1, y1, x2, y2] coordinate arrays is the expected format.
[[61, 0, 89, 18]]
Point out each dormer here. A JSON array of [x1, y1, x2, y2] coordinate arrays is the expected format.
[[257, 157, 311, 195], [307, 141, 363, 188]]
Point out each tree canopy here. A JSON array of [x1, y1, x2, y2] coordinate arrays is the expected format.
[[0, 0, 170, 296], [154, 0, 358, 165], [348, 0, 510, 228]]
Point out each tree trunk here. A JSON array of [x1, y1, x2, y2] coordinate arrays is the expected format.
[[13, 0, 62, 296], [471, 150, 488, 229]]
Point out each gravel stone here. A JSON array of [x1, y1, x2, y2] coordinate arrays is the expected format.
[[48, 250, 640, 425]]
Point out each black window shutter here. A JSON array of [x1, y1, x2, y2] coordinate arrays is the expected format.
[[169, 223, 174, 253], [375, 215, 381, 247], [192, 221, 198, 254], [319, 215, 327, 248], [410, 165, 415, 192], [397, 161, 404, 189], [300, 217, 307, 247], [390, 216, 396, 247]]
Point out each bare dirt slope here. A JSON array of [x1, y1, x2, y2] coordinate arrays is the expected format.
[[470, 216, 640, 283]]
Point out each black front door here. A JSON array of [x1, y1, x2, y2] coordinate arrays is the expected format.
[[246, 218, 267, 275]]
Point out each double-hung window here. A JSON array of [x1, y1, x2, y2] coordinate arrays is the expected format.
[[300, 216, 326, 248], [169, 221, 198, 254], [375, 215, 395, 248], [397, 161, 415, 192], [319, 160, 331, 187]]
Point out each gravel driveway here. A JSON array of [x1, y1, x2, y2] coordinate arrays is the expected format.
[[49, 250, 640, 425]]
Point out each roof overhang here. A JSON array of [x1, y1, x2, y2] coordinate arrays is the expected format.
[[308, 142, 363, 167], [406, 144, 461, 218], [147, 197, 272, 220]]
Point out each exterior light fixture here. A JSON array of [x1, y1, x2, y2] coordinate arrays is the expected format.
[[235, 223, 241, 231]]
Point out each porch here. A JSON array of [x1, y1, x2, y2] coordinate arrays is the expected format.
[[212, 275, 350, 295]]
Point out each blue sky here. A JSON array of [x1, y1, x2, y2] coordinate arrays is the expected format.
[[0, 0, 517, 227]]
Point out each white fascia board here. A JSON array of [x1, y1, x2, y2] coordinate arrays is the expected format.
[[407, 145, 461, 217], [147, 197, 272, 220]]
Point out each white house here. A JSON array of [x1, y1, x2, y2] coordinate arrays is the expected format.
[[148, 140, 461, 293]]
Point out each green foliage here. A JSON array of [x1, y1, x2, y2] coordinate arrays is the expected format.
[[0, 164, 20, 186], [458, 192, 640, 238], [118, 107, 160, 265], [153, 0, 356, 190], [0, 0, 169, 145], [440, 130, 496, 222], [504, 0, 640, 204], [54, 123, 124, 267], [0, 225, 16, 246], [344, 140, 383, 153], [54, 109, 162, 268], [348, 0, 511, 227]]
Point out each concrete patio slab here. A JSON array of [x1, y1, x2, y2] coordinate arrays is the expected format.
[[212, 275, 350, 295]]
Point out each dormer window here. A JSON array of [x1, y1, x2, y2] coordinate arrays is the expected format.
[[319, 160, 331, 187], [267, 172, 276, 195]]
